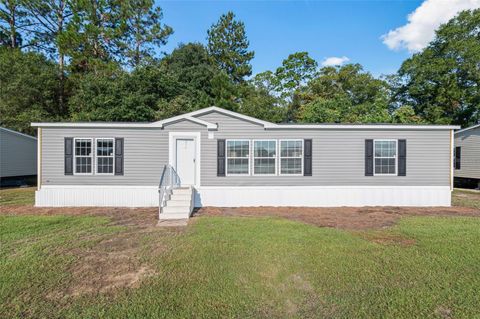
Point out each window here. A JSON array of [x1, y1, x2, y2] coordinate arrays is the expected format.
[[454, 146, 461, 170], [226, 140, 250, 175], [253, 140, 276, 175], [374, 140, 397, 175], [96, 138, 114, 174], [280, 140, 303, 175], [74, 138, 93, 174]]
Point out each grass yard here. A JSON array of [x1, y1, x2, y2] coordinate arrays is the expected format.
[[452, 189, 480, 209], [0, 187, 36, 206], [1, 187, 480, 318]]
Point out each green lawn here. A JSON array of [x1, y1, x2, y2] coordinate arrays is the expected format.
[[0, 187, 36, 206], [1, 214, 480, 318], [452, 189, 480, 209]]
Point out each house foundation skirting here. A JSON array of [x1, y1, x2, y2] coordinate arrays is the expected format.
[[195, 186, 451, 207], [36, 185, 451, 207]]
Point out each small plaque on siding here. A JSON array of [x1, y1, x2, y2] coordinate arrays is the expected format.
[[208, 131, 214, 139]]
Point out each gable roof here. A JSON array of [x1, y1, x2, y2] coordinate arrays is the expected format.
[[0, 127, 37, 141], [32, 106, 460, 130], [455, 124, 480, 135]]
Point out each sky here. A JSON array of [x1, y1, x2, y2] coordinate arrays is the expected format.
[[157, 0, 480, 78]]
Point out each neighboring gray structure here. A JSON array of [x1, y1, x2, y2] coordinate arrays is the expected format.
[[454, 124, 480, 188], [0, 127, 37, 185], [32, 107, 458, 212]]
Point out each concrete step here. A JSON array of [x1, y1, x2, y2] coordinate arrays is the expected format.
[[159, 212, 191, 220], [172, 187, 192, 195], [170, 193, 191, 201], [166, 199, 191, 207], [162, 205, 191, 214]]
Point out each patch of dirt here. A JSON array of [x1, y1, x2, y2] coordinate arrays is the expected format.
[[362, 232, 416, 247], [195, 205, 480, 230], [1, 206, 186, 298], [435, 305, 453, 319]]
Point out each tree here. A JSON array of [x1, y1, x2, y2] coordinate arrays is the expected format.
[[0, 48, 62, 135], [298, 64, 391, 123], [64, 0, 125, 74], [393, 9, 480, 127], [21, 0, 74, 112], [275, 51, 317, 99], [392, 105, 425, 124], [120, 0, 172, 67], [0, 0, 30, 48], [207, 11, 254, 83]]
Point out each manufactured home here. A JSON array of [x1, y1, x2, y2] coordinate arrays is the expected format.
[[454, 124, 480, 189], [32, 107, 459, 219], [0, 127, 37, 187]]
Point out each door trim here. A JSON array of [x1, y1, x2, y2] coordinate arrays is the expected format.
[[168, 132, 201, 187]]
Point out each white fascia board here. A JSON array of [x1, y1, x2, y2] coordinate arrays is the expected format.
[[31, 122, 153, 128], [154, 116, 217, 130], [455, 124, 480, 134], [32, 116, 218, 130], [184, 106, 276, 127], [265, 124, 460, 130]]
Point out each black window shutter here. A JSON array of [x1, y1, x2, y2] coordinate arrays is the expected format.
[[398, 139, 407, 176], [365, 139, 374, 176], [217, 139, 226, 176], [115, 138, 124, 175], [455, 146, 461, 170], [64, 137, 73, 175], [304, 139, 312, 176]]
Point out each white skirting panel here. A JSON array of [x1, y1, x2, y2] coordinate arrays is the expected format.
[[36, 186, 159, 207], [194, 186, 452, 207], [36, 185, 451, 207]]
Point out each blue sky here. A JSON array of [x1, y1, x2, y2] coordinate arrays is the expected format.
[[156, 1, 437, 77]]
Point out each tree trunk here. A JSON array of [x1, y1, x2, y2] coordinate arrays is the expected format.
[[9, 1, 17, 48], [57, 0, 66, 114]]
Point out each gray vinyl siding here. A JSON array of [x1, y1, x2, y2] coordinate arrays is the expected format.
[[40, 120, 207, 186], [454, 127, 480, 179], [41, 128, 166, 186], [40, 111, 452, 187], [0, 128, 37, 177], [195, 111, 451, 186]]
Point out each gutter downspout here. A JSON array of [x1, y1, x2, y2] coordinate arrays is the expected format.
[[450, 129, 454, 191], [37, 128, 42, 191]]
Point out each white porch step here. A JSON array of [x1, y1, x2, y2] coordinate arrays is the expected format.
[[172, 188, 192, 195], [160, 186, 194, 220], [160, 212, 191, 220], [169, 193, 191, 200], [167, 199, 191, 207]]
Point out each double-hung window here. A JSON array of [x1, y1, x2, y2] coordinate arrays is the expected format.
[[279, 140, 303, 175], [374, 140, 397, 175], [226, 140, 250, 175], [253, 140, 276, 175], [74, 138, 93, 174], [96, 138, 114, 174]]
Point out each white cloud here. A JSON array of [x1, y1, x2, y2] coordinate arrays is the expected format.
[[321, 56, 350, 67], [382, 0, 480, 52]]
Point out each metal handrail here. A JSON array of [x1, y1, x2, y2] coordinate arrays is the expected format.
[[158, 164, 181, 217]]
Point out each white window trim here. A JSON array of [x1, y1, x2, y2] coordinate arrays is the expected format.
[[279, 139, 304, 176], [95, 138, 115, 175], [252, 139, 277, 176], [73, 138, 94, 175], [373, 139, 398, 176], [225, 139, 251, 176]]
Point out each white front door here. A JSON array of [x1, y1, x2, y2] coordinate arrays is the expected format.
[[175, 138, 196, 185]]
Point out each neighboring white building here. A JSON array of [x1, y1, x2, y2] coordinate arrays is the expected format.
[[0, 127, 37, 186]]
